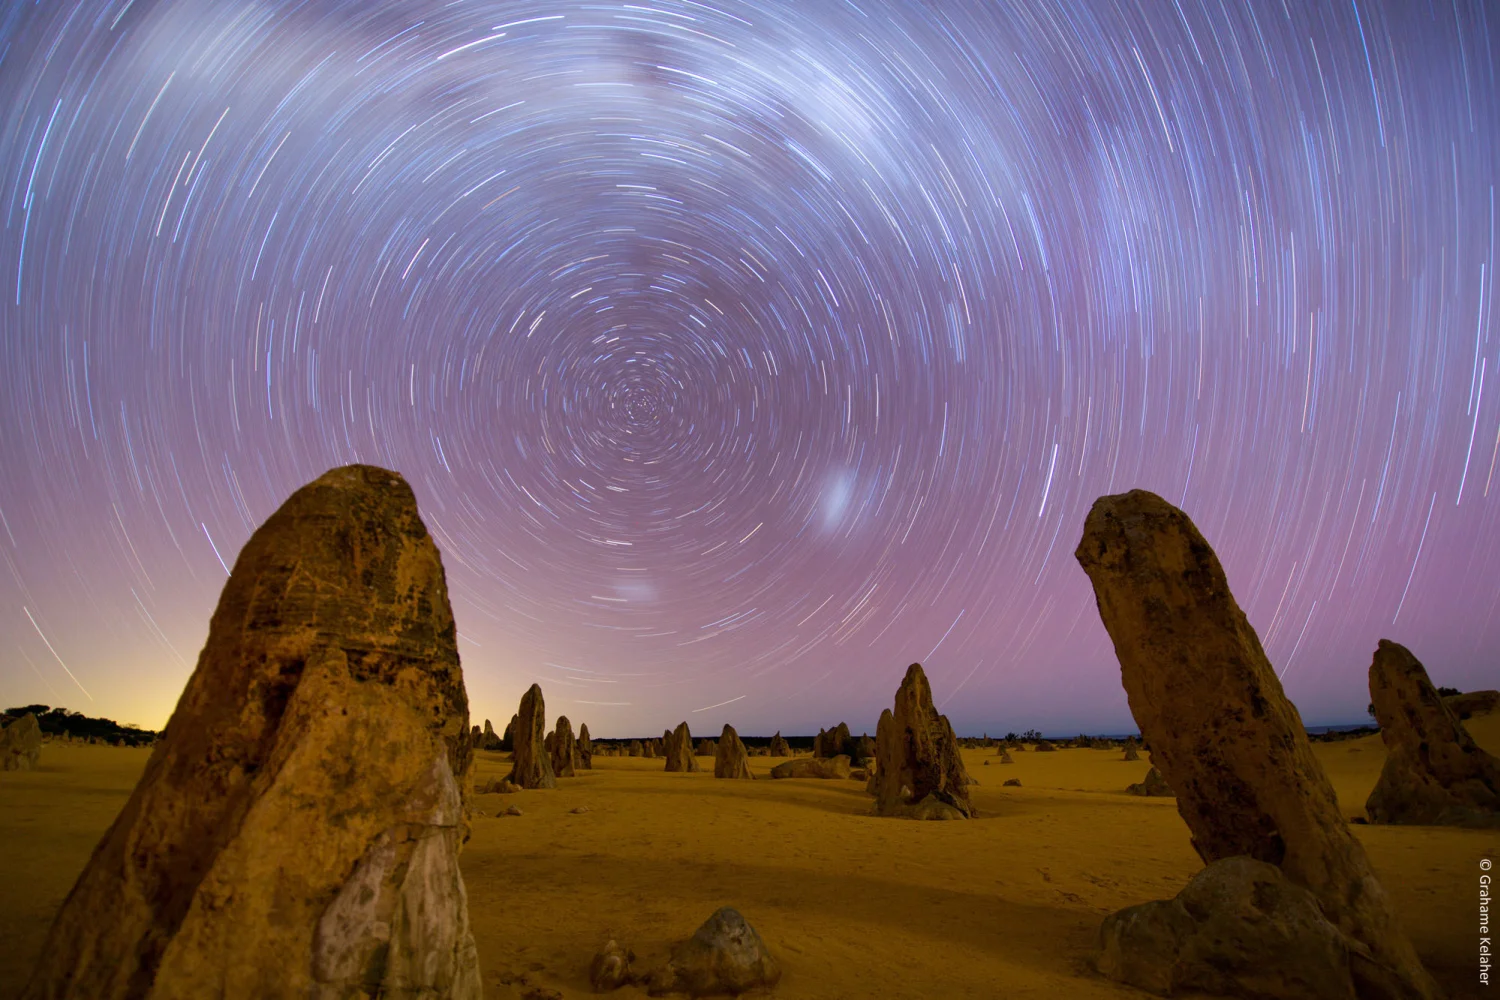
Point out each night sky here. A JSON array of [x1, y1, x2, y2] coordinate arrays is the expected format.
[[2, 1, 1497, 739]]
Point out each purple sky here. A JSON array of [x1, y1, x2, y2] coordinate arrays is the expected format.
[[2, 1, 1497, 738]]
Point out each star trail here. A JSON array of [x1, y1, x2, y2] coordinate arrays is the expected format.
[[1, 1, 1497, 736]]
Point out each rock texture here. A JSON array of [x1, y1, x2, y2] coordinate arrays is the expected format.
[[1, 712, 43, 771], [768, 731, 790, 757], [479, 718, 503, 751], [506, 684, 556, 790], [1126, 767, 1175, 797], [769, 755, 851, 780], [576, 723, 593, 770], [1096, 856, 1363, 999], [589, 940, 636, 992], [713, 725, 754, 780], [998, 749, 1015, 765], [1034, 740, 1056, 752], [548, 716, 577, 779], [1365, 639, 1500, 827], [871, 664, 973, 819], [21, 464, 480, 1000], [664, 721, 699, 773], [1075, 488, 1435, 1000], [695, 739, 715, 757], [500, 714, 516, 753], [646, 908, 780, 997]]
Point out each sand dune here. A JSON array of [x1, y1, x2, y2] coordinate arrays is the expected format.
[[2, 719, 1494, 999]]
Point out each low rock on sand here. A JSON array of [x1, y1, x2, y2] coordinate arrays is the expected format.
[[769, 754, 851, 780], [645, 908, 780, 997]]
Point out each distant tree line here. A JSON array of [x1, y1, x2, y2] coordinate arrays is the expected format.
[[2, 705, 157, 746]]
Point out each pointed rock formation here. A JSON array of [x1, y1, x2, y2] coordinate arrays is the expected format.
[[999, 749, 1015, 764], [549, 716, 577, 779], [768, 731, 791, 757], [1126, 767, 1174, 797], [871, 664, 973, 819], [1366, 640, 1500, 827], [1, 712, 43, 771], [506, 684, 555, 789], [1075, 488, 1435, 999], [695, 739, 715, 757], [500, 714, 516, 753], [479, 718, 503, 751], [21, 465, 480, 1000], [628, 740, 643, 757], [1123, 736, 1141, 762], [664, 721, 699, 773], [713, 725, 753, 779], [576, 723, 593, 770]]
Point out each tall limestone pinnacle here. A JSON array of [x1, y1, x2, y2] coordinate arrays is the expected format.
[[507, 683, 556, 789], [23, 464, 480, 1000], [1075, 489, 1436, 1000]]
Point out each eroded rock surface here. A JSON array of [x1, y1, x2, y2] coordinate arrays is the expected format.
[[871, 664, 972, 819], [1366, 640, 1500, 827], [1, 712, 43, 771], [768, 732, 790, 757], [713, 725, 754, 780], [22, 464, 480, 1000], [1075, 489, 1435, 1000], [1096, 857, 1362, 1000], [646, 908, 780, 997], [507, 684, 556, 790]]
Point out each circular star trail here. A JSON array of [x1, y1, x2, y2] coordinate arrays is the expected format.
[[1, 1, 1497, 735]]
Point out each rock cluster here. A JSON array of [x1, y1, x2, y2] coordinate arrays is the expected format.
[[478, 718, 503, 751], [871, 663, 973, 819], [21, 465, 480, 1000], [1034, 740, 1057, 752], [713, 725, 754, 779], [695, 739, 716, 757], [1, 712, 43, 771], [1075, 489, 1435, 999], [506, 684, 556, 790], [812, 722, 851, 758], [770, 755, 851, 780], [664, 721, 700, 773], [1365, 639, 1500, 827]]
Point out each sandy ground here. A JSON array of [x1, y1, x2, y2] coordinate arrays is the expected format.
[[1, 720, 1495, 1000]]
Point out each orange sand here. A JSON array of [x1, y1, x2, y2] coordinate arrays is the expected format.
[[1, 720, 1495, 999]]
